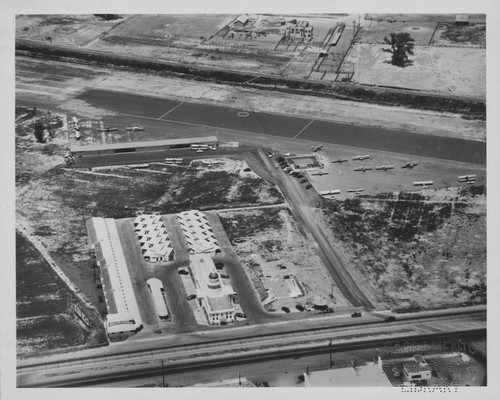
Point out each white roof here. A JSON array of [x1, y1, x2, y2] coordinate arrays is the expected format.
[[91, 218, 142, 331], [304, 363, 391, 387], [147, 278, 169, 317], [177, 210, 220, 254]]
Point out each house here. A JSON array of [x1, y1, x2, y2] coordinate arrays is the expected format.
[[403, 355, 432, 383], [455, 14, 470, 26], [231, 15, 249, 30], [286, 20, 313, 39]]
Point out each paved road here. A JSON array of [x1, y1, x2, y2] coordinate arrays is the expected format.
[[76, 89, 486, 164], [17, 308, 486, 387]]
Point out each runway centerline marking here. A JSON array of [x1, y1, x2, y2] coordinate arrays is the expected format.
[[157, 102, 185, 120], [293, 120, 314, 139]]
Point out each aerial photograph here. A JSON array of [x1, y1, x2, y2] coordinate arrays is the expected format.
[[10, 3, 493, 394]]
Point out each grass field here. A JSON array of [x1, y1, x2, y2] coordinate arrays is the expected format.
[[322, 186, 486, 310]]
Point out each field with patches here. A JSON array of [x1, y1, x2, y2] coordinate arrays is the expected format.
[[321, 186, 486, 310], [16, 232, 106, 357], [219, 207, 350, 313]]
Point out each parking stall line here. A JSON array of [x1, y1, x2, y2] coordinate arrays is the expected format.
[[157, 102, 185, 120]]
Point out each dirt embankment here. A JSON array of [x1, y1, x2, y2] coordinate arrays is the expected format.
[[16, 39, 486, 121]]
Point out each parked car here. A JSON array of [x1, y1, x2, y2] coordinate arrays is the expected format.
[[300, 178, 307, 184], [178, 269, 189, 275], [351, 312, 362, 318], [295, 305, 305, 312], [243, 167, 252, 172], [235, 312, 246, 318], [384, 316, 397, 322], [234, 238, 246, 243], [214, 262, 224, 270], [281, 306, 291, 313], [187, 294, 197, 301], [220, 273, 229, 279], [305, 184, 312, 189]]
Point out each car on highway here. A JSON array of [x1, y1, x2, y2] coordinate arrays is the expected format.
[[281, 306, 291, 313], [351, 312, 362, 318], [187, 294, 197, 301], [384, 316, 397, 322], [178, 269, 189, 275]]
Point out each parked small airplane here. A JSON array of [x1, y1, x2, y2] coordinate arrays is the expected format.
[[311, 144, 323, 152], [331, 158, 348, 164], [312, 171, 329, 176], [354, 166, 373, 172], [347, 188, 364, 193], [97, 127, 118, 132], [413, 180, 433, 188], [402, 161, 419, 169], [458, 174, 477, 183], [352, 155, 370, 161], [126, 126, 144, 132], [375, 165, 395, 171]]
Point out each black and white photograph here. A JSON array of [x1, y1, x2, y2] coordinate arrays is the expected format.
[[2, 0, 499, 398]]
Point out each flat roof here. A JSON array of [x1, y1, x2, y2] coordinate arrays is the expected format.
[[305, 364, 391, 387], [71, 136, 218, 152]]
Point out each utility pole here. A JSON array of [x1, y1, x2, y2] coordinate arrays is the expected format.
[[161, 360, 165, 387], [329, 340, 334, 368]]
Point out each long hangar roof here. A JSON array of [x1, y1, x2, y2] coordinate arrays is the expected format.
[[70, 136, 218, 152]]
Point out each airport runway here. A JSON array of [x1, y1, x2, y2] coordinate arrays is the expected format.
[[77, 89, 486, 164]]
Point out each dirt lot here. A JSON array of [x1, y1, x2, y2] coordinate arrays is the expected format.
[[219, 207, 350, 313], [347, 43, 485, 98], [318, 186, 486, 310], [358, 20, 438, 45], [16, 231, 106, 357], [431, 23, 486, 47]]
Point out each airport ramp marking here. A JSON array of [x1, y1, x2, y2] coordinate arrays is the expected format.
[[293, 120, 314, 139], [157, 102, 185, 120]]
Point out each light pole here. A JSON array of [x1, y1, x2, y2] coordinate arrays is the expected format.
[[329, 340, 334, 368]]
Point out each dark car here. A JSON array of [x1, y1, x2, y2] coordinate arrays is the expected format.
[[384, 316, 397, 322], [220, 273, 229, 279], [305, 184, 312, 189], [187, 294, 197, 301], [295, 305, 305, 312], [281, 306, 290, 313], [178, 269, 189, 275], [215, 262, 224, 270], [351, 312, 362, 318], [243, 167, 252, 172], [235, 312, 246, 318], [300, 178, 307, 184]]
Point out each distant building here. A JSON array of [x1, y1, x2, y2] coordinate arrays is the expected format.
[[455, 14, 470, 25], [403, 355, 432, 383], [190, 254, 236, 325], [231, 15, 250, 30], [177, 210, 221, 255], [133, 214, 174, 263], [286, 20, 313, 39], [304, 357, 391, 387]]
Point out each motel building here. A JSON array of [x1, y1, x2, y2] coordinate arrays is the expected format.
[[87, 217, 143, 341], [177, 210, 221, 256], [133, 214, 174, 262], [403, 355, 432, 384], [190, 254, 236, 325]]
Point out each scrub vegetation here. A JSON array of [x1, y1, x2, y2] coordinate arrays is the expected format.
[[322, 187, 486, 310]]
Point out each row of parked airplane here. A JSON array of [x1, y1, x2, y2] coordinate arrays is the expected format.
[[96, 126, 144, 133]]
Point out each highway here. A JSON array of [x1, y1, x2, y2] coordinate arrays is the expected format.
[[17, 307, 485, 387], [76, 89, 486, 164]]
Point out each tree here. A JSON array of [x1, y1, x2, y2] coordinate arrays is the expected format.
[[383, 32, 415, 67], [33, 120, 45, 143]]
